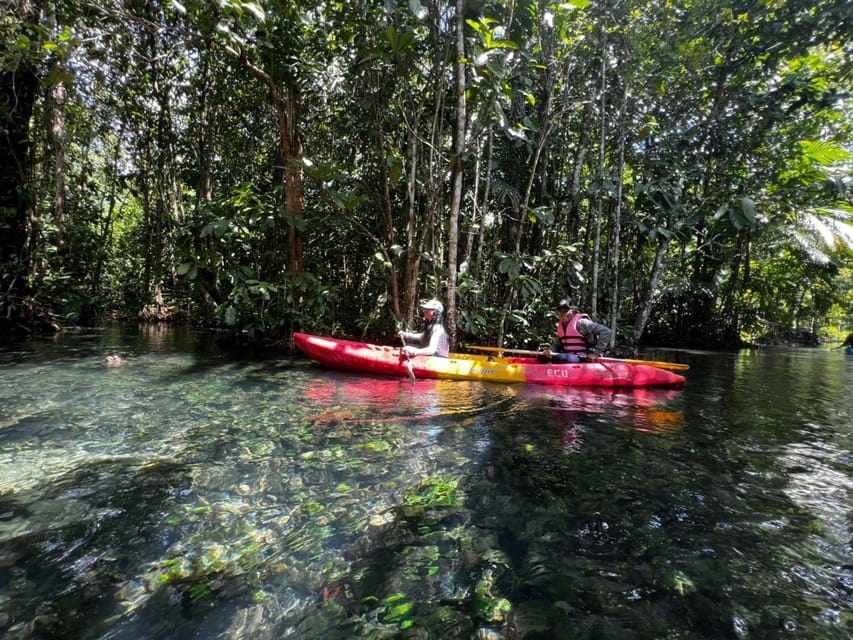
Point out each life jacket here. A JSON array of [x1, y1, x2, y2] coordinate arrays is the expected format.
[[556, 313, 591, 354]]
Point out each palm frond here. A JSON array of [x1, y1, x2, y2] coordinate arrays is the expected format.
[[789, 229, 833, 265], [800, 140, 851, 165], [489, 179, 521, 210], [798, 207, 853, 251], [800, 212, 837, 251], [813, 207, 853, 248]]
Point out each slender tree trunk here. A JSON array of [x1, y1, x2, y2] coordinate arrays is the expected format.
[[229, 49, 305, 277], [464, 134, 482, 270], [608, 86, 627, 347], [719, 231, 747, 344], [196, 56, 214, 206], [474, 128, 494, 279], [399, 3, 452, 325], [591, 31, 607, 318], [46, 7, 68, 265], [403, 127, 420, 323], [565, 100, 593, 236], [141, 140, 154, 295], [194, 54, 220, 311], [375, 107, 402, 321], [137, 18, 180, 311], [446, 0, 467, 349], [496, 124, 552, 347], [632, 235, 670, 351], [280, 81, 304, 276], [49, 78, 67, 260], [150, 33, 169, 296], [85, 131, 126, 324]]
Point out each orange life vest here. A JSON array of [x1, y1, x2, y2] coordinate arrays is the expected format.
[[556, 313, 590, 354]]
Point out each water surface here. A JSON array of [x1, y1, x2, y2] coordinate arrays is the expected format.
[[0, 326, 850, 639]]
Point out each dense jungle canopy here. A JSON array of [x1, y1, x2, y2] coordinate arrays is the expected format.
[[1, 0, 851, 351]]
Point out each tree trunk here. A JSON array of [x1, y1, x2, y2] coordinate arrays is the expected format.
[[196, 56, 214, 206], [718, 231, 747, 345], [375, 105, 402, 322], [591, 32, 607, 318], [446, 0, 467, 349], [149, 28, 171, 298], [84, 130, 126, 325], [464, 133, 482, 271], [608, 86, 627, 347], [46, 7, 68, 265], [474, 128, 494, 279], [231, 50, 305, 278], [193, 54, 221, 312], [563, 99, 593, 241], [631, 235, 670, 351], [403, 127, 421, 324], [280, 82, 304, 276], [140, 138, 155, 296]]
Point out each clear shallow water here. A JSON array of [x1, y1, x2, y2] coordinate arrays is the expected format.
[[0, 326, 850, 639]]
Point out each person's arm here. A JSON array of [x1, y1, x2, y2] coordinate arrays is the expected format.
[[398, 329, 424, 344], [542, 336, 563, 358], [578, 319, 612, 356], [402, 328, 440, 355]]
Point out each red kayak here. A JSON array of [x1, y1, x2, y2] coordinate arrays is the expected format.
[[293, 333, 686, 388]]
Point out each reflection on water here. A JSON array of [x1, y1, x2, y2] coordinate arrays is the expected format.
[[0, 329, 850, 639]]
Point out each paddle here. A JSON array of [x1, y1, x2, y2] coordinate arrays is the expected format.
[[399, 333, 416, 383], [464, 345, 690, 371]]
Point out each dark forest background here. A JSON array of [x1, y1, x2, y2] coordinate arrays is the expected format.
[[2, 0, 851, 352]]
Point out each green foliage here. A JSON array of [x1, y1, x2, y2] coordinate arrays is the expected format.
[[1, 0, 849, 344], [172, 183, 343, 337]]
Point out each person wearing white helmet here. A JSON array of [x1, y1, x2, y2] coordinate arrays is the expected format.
[[541, 298, 611, 363], [397, 299, 450, 357]]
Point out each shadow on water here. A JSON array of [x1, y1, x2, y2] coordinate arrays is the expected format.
[[0, 459, 192, 639], [0, 330, 850, 639]]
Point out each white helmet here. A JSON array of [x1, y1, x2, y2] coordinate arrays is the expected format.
[[420, 299, 444, 314]]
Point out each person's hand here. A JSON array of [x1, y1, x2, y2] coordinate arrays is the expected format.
[[586, 352, 599, 362], [542, 349, 552, 358], [403, 346, 417, 357], [397, 330, 405, 340]]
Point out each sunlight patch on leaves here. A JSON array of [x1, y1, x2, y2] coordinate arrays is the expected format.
[[800, 212, 838, 251], [812, 208, 853, 248], [800, 140, 850, 165], [790, 230, 832, 266]]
